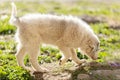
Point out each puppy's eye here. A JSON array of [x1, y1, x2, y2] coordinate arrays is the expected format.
[[88, 45, 94, 50], [88, 45, 98, 52], [86, 45, 94, 53]]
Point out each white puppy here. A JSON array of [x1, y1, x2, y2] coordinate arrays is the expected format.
[[9, 3, 100, 72]]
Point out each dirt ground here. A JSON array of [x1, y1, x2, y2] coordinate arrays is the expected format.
[[33, 62, 120, 80], [0, 0, 120, 80]]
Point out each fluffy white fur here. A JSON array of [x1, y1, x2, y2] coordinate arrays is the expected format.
[[10, 3, 100, 72]]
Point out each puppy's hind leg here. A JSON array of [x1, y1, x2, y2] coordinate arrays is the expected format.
[[28, 44, 48, 72], [15, 46, 33, 71]]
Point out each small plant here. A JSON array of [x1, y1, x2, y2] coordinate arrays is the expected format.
[[0, 66, 33, 80], [0, 17, 16, 35], [39, 46, 62, 63]]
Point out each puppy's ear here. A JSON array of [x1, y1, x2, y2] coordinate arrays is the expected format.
[[95, 42, 100, 52]]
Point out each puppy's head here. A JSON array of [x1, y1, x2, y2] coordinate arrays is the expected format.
[[80, 35, 100, 60]]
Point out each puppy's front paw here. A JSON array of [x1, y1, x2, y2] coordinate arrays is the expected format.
[[25, 67, 34, 72], [36, 67, 49, 73], [41, 67, 49, 73], [76, 59, 86, 65]]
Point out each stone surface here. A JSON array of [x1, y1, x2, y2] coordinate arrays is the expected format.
[[116, 75, 120, 80], [33, 62, 120, 80], [77, 74, 90, 80]]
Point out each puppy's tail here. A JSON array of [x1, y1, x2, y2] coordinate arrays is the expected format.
[[9, 2, 20, 26]]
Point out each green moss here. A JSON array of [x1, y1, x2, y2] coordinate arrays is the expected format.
[[0, 17, 16, 35]]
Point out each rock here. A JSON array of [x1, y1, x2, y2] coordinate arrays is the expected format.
[[90, 69, 120, 80], [80, 15, 106, 24], [116, 75, 120, 80], [77, 74, 90, 80], [108, 19, 120, 30], [33, 62, 120, 80]]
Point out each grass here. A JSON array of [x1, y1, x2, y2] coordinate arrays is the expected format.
[[0, 17, 16, 35], [0, 0, 120, 80]]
